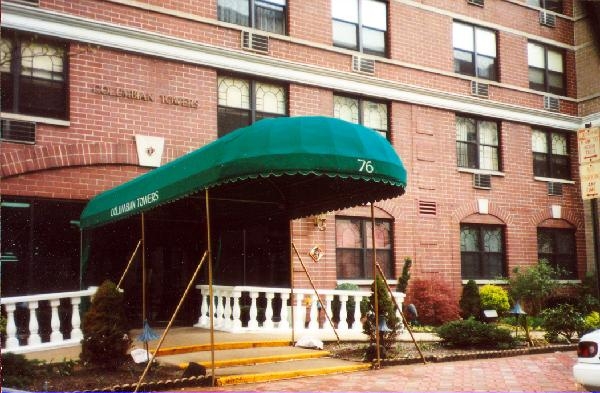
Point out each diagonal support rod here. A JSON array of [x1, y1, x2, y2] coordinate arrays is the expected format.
[[292, 243, 340, 344], [374, 262, 426, 364], [117, 239, 142, 290]]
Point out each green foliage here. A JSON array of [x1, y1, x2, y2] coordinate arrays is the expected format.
[[576, 273, 600, 314], [1, 353, 41, 389], [396, 257, 412, 293], [408, 277, 461, 326], [0, 314, 6, 335], [479, 284, 510, 314], [331, 283, 360, 324], [508, 261, 562, 315], [437, 318, 516, 349], [80, 280, 132, 369], [459, 280, 481, 320], [363, 275, 400, 352], [583, 311, 600, 334], [540, 304, 584, 343]]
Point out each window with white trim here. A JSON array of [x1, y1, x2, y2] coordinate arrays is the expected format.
[[332, 0, 387, 56], [528, 42, 565, 95], [460, 224, 506, 279], [217, 0, 286, 34], [456, 116, 500, 171], [527, 0, 562, 13], [453, 22, 497, 81], [532, 129, 570, 180]]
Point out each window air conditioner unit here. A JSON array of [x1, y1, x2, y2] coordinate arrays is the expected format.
[[473, 173, 492, 189], [544, 96, 560, 112], [539, 11, 556, 27], [470, 81, 489, 98], [548, 182, 563, 196], [241, 31, 269, 53], [352, 56, 375, 74], [467, 0, 484, 6], [0, 119, 36, 144]]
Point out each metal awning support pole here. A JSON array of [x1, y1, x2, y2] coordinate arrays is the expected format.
[[206, 188, 216, 387], [141, 213, 147, 353], [134, 251, 208, 393], [374, 262, 426, 364], [290, 221, 295, 344], [117, 239, 142, 290], [371, 203, 381, 369], [291, 243, 340, 344]]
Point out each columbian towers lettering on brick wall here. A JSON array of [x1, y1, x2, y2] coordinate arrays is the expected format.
[[92, 84, 199, 109]]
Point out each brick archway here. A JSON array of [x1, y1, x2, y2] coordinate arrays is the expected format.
[[0, 142, 139, 178], [529, 206, 583, 231]]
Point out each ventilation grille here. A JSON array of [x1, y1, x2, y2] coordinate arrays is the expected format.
[[241, 31, 269, 53], [539, 11, 556, 27], [473, 173, 492, 189], [470, 81, 489, 98], [544, 96, 560, 112], [548, 182, 563, 196], [352, 56, 375, 74], [418, 200, 437, 216], [467, 0, 484, 6], [1, 119, 36, 144]]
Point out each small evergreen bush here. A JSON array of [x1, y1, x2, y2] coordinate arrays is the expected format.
[[459, 279, 481, 320], [583, 311, 600, 334], [363, 275, 400, 356], [2, 353, 41, 389], [396, 257, 412, 293], [479, 284, 510, 314], [540, 304, 584, 343], [80, 280, 132, 369], [408, 277, 460, 326], [437, 318, 516, 349]]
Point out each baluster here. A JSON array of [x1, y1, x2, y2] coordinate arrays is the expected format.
[[248, 291, 259, 329], [196, 292, 209, 327], [4, 304, 19, 349], [324, 295, 334, 330], [223, 292, 232, 330], [49, 299, 63, 342], [215, 290, 225, 329], [352, 295, 362, 331], [294, 293, 305, 330], [231, 289, 242, 331], [338, 295, 349, 330], [70, 297, 83, 341], [264, 291, 274, 329], [278, 292, 290, 329], [308, 294, 319, 330], [27, 301, 41, 345]]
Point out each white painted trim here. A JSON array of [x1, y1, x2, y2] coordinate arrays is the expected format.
[[1, 3, 587, 131], [533, 177, 576, 185], [458, 168, 505, 177], [0, 111, 70, 126]]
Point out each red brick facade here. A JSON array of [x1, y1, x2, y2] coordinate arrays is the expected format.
[[1, 0, 599, 301]]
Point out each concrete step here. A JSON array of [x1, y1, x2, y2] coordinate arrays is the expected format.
[[156, 341, 371, 386]]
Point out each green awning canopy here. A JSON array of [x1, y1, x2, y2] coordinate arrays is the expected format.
[[80, 116, 407, 229]]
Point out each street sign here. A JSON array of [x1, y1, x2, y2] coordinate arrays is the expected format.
[[578, 127, 600, 164], [580, 161, 600, 200]]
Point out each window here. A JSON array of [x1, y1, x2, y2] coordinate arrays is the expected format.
[[217, 0, 286, 34], [453, 22, 497, 81], [1, 30, 68, 119], [532, 129, 570, 179], [336, 217, 393, 279], [217, 75, 287, 137], [460, 224, 506, 279], [333, 95, 388, 138], [537, 228, 577, 279], [527, 0, 562, 13], [456, 116, 500, 171], [332, 0, 387, 56], [528, 42, 565, 95]]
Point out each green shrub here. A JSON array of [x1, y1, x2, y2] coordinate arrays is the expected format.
[[540, 304, 585, 343], [437, 318, 516, 349], [459, 280, 481, 320], [2, 353, 41, 389], [363, 275, 400, 355], [408, 277, 460, 326], [479, 284, 510, 314], [508, 261, 562, 315], [583, 311, 600, 334], [80, 280, 132, 369], [396, 257, 412, 293]]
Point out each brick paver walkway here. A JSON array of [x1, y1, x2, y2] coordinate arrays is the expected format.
[[190, 351, 584, 392]]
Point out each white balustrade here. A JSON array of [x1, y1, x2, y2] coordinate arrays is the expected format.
[[1, 287, 98, 354], [195, 284, 405, 335]]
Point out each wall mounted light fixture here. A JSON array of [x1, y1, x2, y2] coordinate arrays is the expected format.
[[314, 214, 327, 231]]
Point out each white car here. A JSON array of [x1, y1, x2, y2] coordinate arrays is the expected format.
[[573, 329, 600, 391]]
